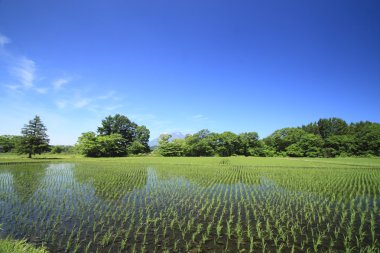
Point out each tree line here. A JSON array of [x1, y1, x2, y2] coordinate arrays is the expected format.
[[0, 115, 379, 158], [157, 117, 380, 157]]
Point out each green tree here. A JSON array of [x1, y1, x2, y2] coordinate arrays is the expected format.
[[76, 132, 127, 157], [157, 134, 184, 156], [302, 122, 320, 135], [127, 140, 147, 155], [237, 132, 260, 156], [0, 135, 21, 153], [136, 125, 150, 152], [263, 128, 307, 154], [352, 121, 380, 156], [97, 134, 127, 157], [76, 132, 102, 157], [285, 143, 304, 157], [264, 128, 323, 157], [50, 145, 65, 154], [50, 145, 75, 154], [97, 114, 150, 154], [213, 132, 240, 157], [323, 134, 356, 157], [97, 114, 137, 145], [183, 129, 214, 156], [18, 115, 49, 158], [292, 133, 323, 157], [299, 133, 324, 157], [249, 140, 276, 157], [317, 117, 348, 139]]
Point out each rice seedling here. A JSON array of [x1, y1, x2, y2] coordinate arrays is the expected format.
[[0, 157, 379, 252]]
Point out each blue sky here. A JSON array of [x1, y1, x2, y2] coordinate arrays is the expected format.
[[1, 0, 380, 145]]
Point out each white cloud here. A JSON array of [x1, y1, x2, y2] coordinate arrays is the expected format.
[[130, 113, 171, 126], [54, 90, 123, 112], [35, 87, 48, 94], [1, 33, 124, 116], [73, 98, 91, 108], [0, 34, 11, 46], [55, 100, 67, 109], [55, 97, 91, 109], [52, 78, 69, 90], [129, 113, 174, 139], [192, 114, 208, 120], [97, 90, 116, 100], [0, 33, 128, 144], [9, 57, 36, 89], [101, 104, 124, 112], [0, 33, 47, 94], [130, 113, 157, 121]]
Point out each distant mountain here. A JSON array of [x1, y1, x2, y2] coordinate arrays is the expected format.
[[168, 131, 186, 140], [148, 131, 186, 147]]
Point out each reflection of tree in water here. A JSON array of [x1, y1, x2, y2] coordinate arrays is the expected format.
[[8, 163, 46, 201], [74, 162, 147, 201]]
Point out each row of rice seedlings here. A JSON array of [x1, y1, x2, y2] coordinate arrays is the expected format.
[[1, 162, 379, 252]]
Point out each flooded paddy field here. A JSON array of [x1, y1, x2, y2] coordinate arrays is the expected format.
[[0, 158, 380, 252]]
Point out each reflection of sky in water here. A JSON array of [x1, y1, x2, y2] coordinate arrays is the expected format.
[[0, 163, 379, 253], [0, 164, 99, 238], [1, 164, 378, 219], [0, 171, 15, 237], [0, 171, 14, 197], [37, 163, 96, 202]]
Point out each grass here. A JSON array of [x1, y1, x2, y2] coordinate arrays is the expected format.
[[0, 238, 47, 253], [0, 156, 379, 252], [1, 152, 379, 166]]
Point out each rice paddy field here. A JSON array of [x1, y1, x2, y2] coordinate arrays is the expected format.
[[0, 157, 380, 253]]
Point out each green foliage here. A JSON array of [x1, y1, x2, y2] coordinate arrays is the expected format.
[[298, 133, 324, 157], [76, 132, 101, 157], [285, 143, 304, 157], [17, 115, 50, 158], [213, 131, 240, 157], [263, 118, 380, 157], [127, 140, 147, 155], [317, 117, 348, 139], [264, 128, 309, 154], [71, 115, 380, 158], [135, 125, 150, 152], [77, 114, 150, 157], [0, 135, 21, 153], [323, 135, 356, 157], [352, 121, 380, 156], [50, 145, 75, 154], [155, 118, 380, 157], [157, 134, 184, 156], [98, 114, 135, 143], [250, 141, 276, 157], [97, 134, 128, 157], [157, 130, 262, 157], [237, 132, 260, 156], [76, 132, 127, 157], [0, 239, 48, 253], [183, 130, 214, 156]]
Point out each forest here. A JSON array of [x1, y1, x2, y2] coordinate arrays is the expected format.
[[0, 115, 379, 158], [156, 118, 380, 157]]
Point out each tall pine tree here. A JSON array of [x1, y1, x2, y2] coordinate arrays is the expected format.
[[19, 115, 50, 158]]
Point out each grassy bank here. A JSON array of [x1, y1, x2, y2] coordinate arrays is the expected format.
[[1, 153, 379, 167]]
